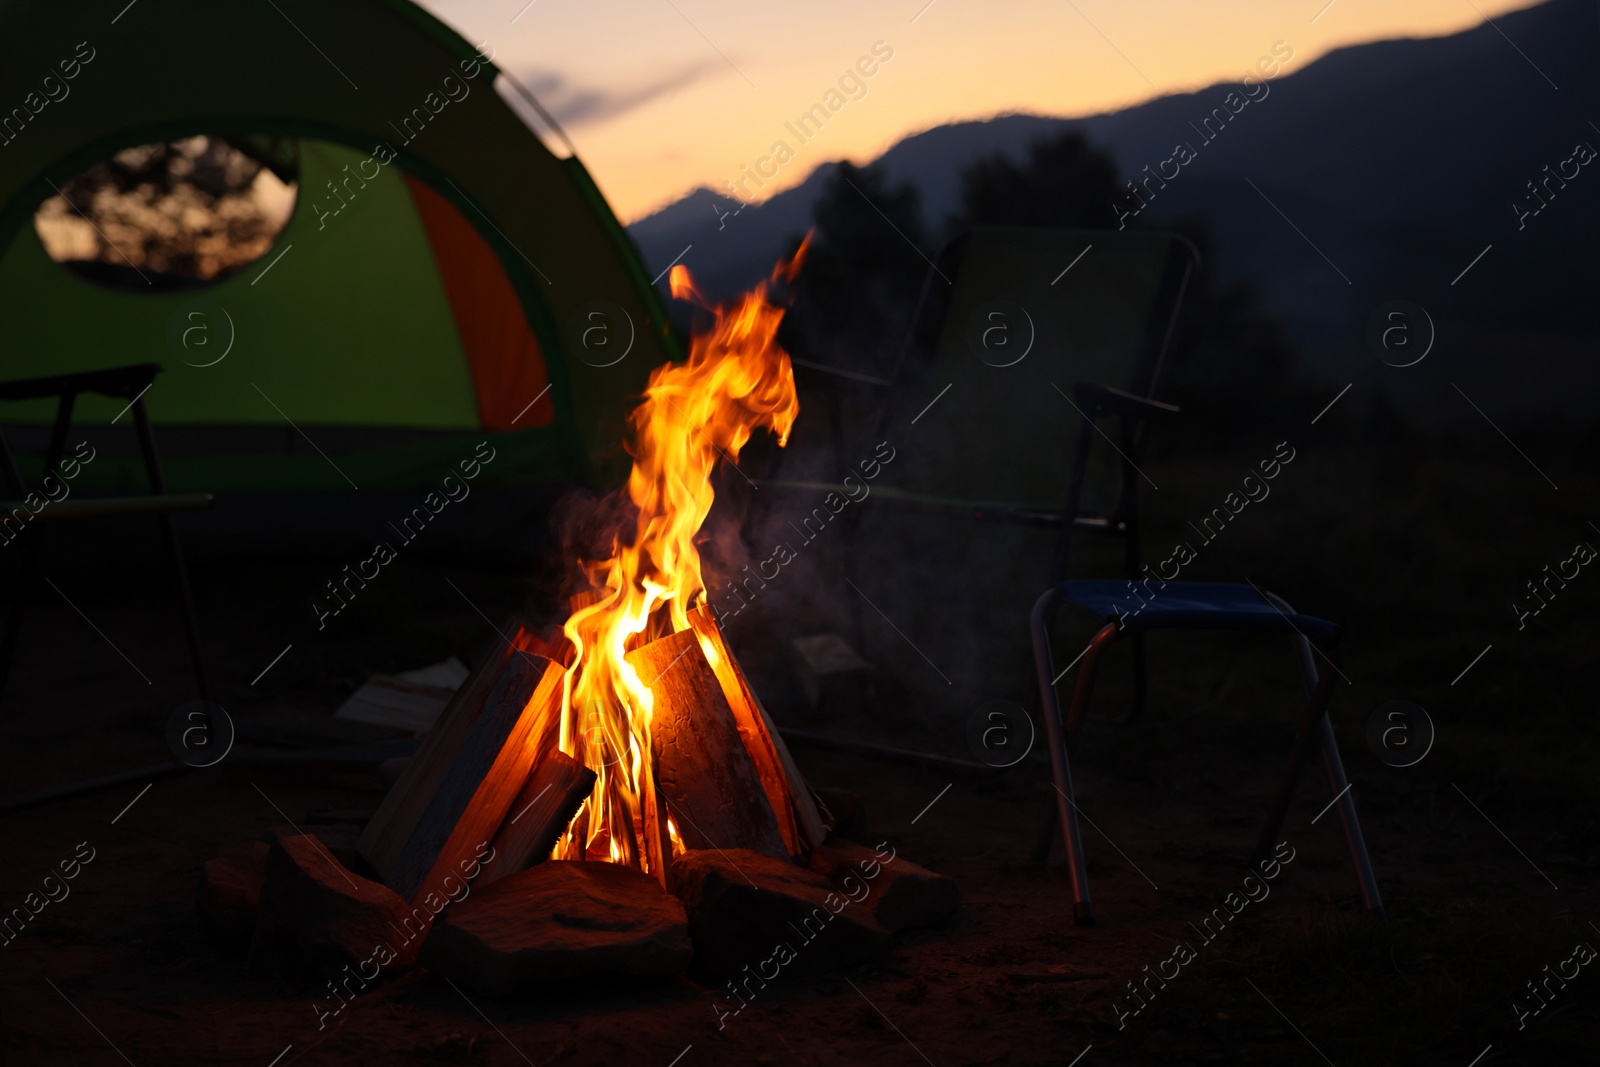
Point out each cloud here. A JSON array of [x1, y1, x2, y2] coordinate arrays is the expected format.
[[515, 62, 718, 128]]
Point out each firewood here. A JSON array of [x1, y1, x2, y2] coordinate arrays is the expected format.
[[357, 618, 543, 878], [197, 841, 269, 947], [521, 627, 574, 667], [421, 861, 692, 995], [638, 741, 671, 885], [250, 835, 415, 977], [626, 629, 788, 863], [480, 750, 597, 884], [569, 589, 605, 613], [673, 848, 891, 978], [809, 839, 959, 932], [689, 606, 828, 853], [385, 651, 565, 907]]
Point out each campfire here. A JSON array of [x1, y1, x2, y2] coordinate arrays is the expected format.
[[195, 244, 957, 997], [356, 244, 829, 906]]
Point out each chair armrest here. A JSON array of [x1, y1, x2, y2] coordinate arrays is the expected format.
[[1073, 382, 1180, 421], [0, 363, 163, 403]]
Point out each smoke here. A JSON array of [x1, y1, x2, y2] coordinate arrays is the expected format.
[[526, 486, 637, 628], [531, 467, 757, 631]]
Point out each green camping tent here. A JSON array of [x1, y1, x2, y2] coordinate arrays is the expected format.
[[0, 0, 677, 493]]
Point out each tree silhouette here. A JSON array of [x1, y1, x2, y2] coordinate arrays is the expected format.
[[1155, 218, 1295, 432], [947, 131, 1122, 232], [778, 131, 1295, 438], [949, 133, 1294, 424], [777, 161, 930, 381]]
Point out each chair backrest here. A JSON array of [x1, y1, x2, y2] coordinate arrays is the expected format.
[[874, 227, 1196, 513]]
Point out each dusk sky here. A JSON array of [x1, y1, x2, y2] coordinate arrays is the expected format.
[[417, 0, 1535, 222]]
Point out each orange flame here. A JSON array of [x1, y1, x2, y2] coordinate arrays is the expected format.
[[554, 241, 807, 870]]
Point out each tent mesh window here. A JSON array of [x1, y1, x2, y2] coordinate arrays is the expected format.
[[33, 135, 298, 291]]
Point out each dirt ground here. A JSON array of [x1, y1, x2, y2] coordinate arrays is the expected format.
[[3, 712, 1594, 1067], [2, 464, 1597, 1066]]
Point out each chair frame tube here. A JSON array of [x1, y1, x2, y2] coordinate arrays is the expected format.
[[1031, 587, 1385, 925], [1030, 588, 1099, 925], [0, 366, 213, 707]]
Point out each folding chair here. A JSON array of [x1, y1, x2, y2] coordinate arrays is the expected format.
[[758, 227, 1199, 651], [0, 362, 214, 704], [756, 225, 1379, 922], [1030, 382, 1384, 925]]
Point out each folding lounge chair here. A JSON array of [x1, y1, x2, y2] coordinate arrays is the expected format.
[[1030, 382, 1384, 925], [767, 226, 1382, 926], [0, 362, 214, 704], [759, 226, 1197, 660]]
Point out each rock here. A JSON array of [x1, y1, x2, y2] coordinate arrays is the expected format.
[[197, 841, 269, 946], [249, 834, 416, 978], [420, 861, 691, 996], [672, 849, 891, 978], [809, 839, 959, 933]]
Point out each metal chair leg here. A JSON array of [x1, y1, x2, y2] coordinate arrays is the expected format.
[[0, 531, 45, 706], [1316, 713, 1385, 916], [1030, 618, 1122, 862], [1031, 589, 1113, 926], [154, 512, 213, 703], [133, 400, 213, 704], [1254, 653, 1334, 861], [1262, 591, 1384, 917], [1064, 623, 1121, 743]]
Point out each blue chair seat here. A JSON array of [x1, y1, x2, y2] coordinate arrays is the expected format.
[[1061, 580, 1341, 645]]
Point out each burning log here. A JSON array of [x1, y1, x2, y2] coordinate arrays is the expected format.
[[384, 649, 565, 906], [360, 247, 821, 900], [357, 619, 545, 878], [546, 248, 807, 876], [480, 750, 597, 885], [689, 606, 829, 853], [626, 628, 788, 864]]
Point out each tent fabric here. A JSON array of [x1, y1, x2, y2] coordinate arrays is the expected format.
[[0, 0, 679, 493], [0, 140, 482, 430], [403, 174, 554, 432]]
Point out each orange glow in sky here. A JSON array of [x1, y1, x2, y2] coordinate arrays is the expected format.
[[419, 0, 1539, 222]]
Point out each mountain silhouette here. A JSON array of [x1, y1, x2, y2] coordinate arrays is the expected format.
[[629, 0, 1598, 426]]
